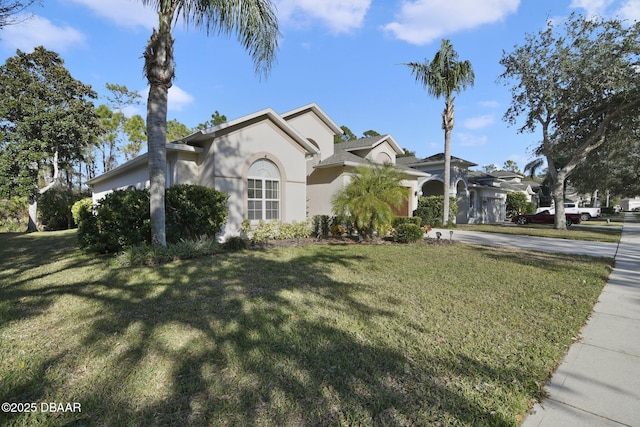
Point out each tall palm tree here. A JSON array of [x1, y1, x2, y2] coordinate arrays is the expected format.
[[140, 0, 279, 246], [405, 39, 474, 226]]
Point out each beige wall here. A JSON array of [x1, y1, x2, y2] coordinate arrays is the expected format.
[[198, 119, 309, 236], [91, 161, 149, 204], [307, 168, 350, 217], [368, 142, 397, 164], [284, 112, 336, 162]]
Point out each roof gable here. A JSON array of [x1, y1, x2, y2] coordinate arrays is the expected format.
[[335, 134, 403, 155], [181, 108, 320, 155], [281, 103, 342, 135]]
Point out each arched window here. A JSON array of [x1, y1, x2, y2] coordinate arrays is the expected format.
[[247, 159, 280, 220]]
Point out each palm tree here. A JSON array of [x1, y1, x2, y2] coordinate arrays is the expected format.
[[405, 39, 474, 226], [140, 0, 279, 246], [332, 162, 408, 240]]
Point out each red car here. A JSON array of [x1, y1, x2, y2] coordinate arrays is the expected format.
[[512, 210, 582, 226]]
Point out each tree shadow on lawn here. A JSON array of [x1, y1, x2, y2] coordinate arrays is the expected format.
[[2, 242, 528, 426], [469, 244, 614, 275]]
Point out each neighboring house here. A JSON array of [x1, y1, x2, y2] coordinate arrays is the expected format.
[[87, 103, 508, 239], [620, 197, 640, 211]]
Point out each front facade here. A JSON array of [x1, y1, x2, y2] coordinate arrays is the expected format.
[[87, 103, 509, 238]]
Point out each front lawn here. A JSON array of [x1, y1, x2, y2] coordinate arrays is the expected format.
[[0, 230, 612, 426]]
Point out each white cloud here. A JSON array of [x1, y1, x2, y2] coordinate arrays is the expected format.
[[463, 114, 495, 130], [140, 85, 195, 112], [275, 0, 371, 33], [570, 0, 640, 21], [456, 132, 488, 147], [1, 15, 86, 52], [65, 0, 157, 29], [382, 0, 520, 45], [570, 0, 614, 18], [616, 0, 640, 21], [478, 100, 500, 108]]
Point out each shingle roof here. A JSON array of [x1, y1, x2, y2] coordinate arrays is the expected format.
[[315, 150, 369, 168], [335, 135, 388, 150], [400, 153, 477, 167]]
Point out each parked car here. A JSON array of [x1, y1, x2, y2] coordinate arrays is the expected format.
[[536, 203, 600, 221], [512, 210, 582, 226]]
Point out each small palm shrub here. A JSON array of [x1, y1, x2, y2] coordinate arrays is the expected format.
[[332, 162, 408, 240]]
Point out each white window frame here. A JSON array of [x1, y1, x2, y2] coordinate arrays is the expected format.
[[247, 159, 280, 221]]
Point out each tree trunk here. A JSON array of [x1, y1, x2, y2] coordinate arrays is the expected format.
[[442, 97, 455, 226], [27, 192, 39, 232], [144, 23, 175, 248], [26, 150, 60, 233], [147, 82, 168, 248], [551, 179, 567, 229]]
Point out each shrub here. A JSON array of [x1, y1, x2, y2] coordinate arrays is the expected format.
[[394, 223, 424, 243], [71, 197, 93, 225], [276, 220, 313, 239], [90, 189, 151, 253], [506, 192, 535, 217], [79, 185, 230, 253], [223, 236, 249, 251], [312, 215, 331, 238], [332, 162, 408, 240], [251, 220, 278, 244], [413, 196, 458, 227], [165, 185, 229, 244], [246, 220, 313, 243], [38, 187, 90, 230], [74, 198, 97, 249], [0, 196, 28, 232], [392, 216, 422, 228], [114, 235, 221, 267]]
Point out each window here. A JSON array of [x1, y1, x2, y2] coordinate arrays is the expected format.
[[248, 159, 280, 220]]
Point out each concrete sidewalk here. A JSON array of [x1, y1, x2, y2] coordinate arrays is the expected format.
[[521, 213, 640, 426]]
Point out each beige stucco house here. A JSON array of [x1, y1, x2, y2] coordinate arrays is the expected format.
[[87, 103, 505, 239]]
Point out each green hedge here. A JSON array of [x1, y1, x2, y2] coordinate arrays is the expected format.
[[413, 196, 458, 227], [38, 187, 91, 230], [392, 216, 422, 227], [165, 184, 229, 244], [394, 223, 424, 243], [78, 185, 229, 253]]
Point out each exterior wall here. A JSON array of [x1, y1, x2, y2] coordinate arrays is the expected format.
[[367, 142, 397, 164], [284, 112, 335, 162], [198, 119, 308, 237], [172, 152, 199, 185], [467, 187, 507, 223], [621, 197, 640, 211], [91, 160, 149, 204], [455, 180, 469, 224], [400, 179, 420, 217], [307, 167, 346, 216]]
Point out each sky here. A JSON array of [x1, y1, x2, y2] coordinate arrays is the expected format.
[[1, 0, 639, 171]]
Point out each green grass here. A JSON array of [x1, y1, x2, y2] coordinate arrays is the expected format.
[[0, 230, 613, 426], [458, 223, 622, 243]]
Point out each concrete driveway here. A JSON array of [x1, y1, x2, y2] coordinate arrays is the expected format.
[[429, 227, 620, 258]]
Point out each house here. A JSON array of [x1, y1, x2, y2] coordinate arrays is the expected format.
[[86, 103, 507, 238], [620, 197, 640, 211]]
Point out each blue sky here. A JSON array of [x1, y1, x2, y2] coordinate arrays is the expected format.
[[1, 0, 638, 171]]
